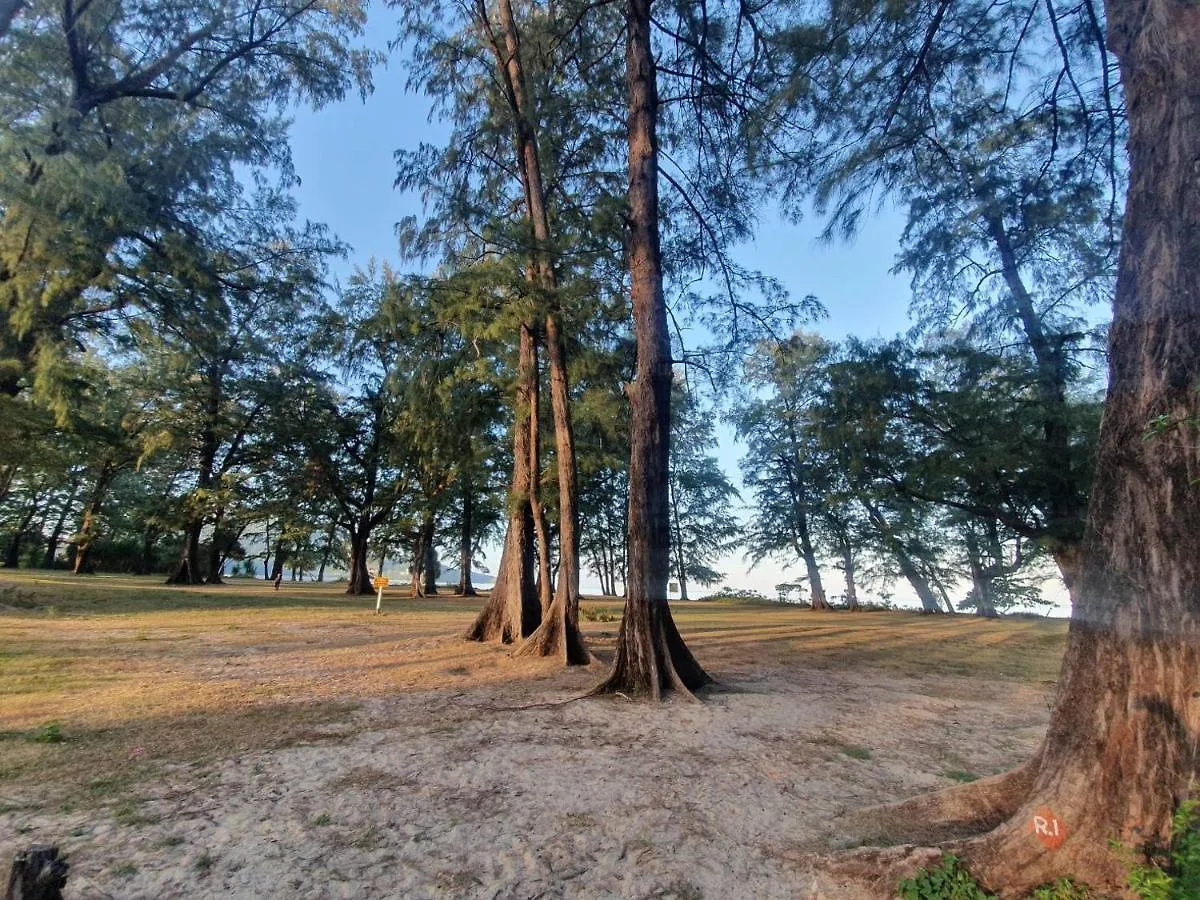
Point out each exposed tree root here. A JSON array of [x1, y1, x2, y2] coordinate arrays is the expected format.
[[838, 755, 1040, 847], [465, 521, 538, 644], [591, 600, 711, 700], [513, 595, 592, 665]]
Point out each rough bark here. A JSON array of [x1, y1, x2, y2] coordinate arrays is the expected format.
[[345, 519, 372, 595], [478, 0, 589, 663], [526, 331, 555, 614], [4, 844, 68, 900], [593, 0, 709, 698], [422, 529, 437, 595], [868, 4, 1200, 891], [466, 322, 540, 642]]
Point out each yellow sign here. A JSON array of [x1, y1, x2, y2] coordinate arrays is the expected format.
[[372, 576, 389, 590]]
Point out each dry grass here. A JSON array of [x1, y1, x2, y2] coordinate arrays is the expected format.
[[0, 570, 1068, 815]]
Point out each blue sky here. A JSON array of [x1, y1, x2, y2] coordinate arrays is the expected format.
[[285, 9, 973, 607]]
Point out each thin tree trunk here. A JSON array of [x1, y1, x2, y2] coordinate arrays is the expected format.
[[205, 506, 226, 585], [41, 478, 80, 569], [669, 466, 689, 601], [593, 0, 709, 697], [72, 461, 118, 575], [3, 494, 41, 568], [421, 514, 437, 596], [262, 518, 271, 580], [458, 483, 476, 596], [841, 538, 859, 611], [317, 521, 336, 583], [269, 540, 286, 582]]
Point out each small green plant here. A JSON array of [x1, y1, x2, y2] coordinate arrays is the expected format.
[[943, 770, 979, 784], [29, 722, 64, 743], [1029, 878, 1093, 899], [194, 852, 215, 875], [113, 861, 138, 878], [1129, 800, 1200, 899], [580, 607, 618, 623], [841, 745, 872, 760], [313, 813, 332, 826], [897, 854, 996, 900]]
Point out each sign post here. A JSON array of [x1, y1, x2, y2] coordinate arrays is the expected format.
[[373, 576, 389, 613]]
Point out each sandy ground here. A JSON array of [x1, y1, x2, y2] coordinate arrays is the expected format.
[[1, 633, 1051, 900]]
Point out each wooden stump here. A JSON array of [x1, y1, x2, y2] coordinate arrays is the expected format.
[[4, 846, 68, 900]]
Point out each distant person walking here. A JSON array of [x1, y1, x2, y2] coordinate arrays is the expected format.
[[273, 571, 282, 592]]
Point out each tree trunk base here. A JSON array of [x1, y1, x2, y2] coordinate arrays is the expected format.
[[5, 845, 68, 900], [514, 596, 591, 665], [165, 559, 201, 585], [591, 600, 710, 700], [837, 756, 1040, 848], [829, 746, 1143, 895]]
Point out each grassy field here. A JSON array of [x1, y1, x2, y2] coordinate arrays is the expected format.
[[0, 570, 1069, 814]]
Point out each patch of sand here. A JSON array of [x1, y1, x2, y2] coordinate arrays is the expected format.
[[2, 657, 1049, 899]]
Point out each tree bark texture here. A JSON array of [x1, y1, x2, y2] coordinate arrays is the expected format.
[[593, 0, 709, 697], [479, 0, 588, 663], [466, 322, 540, 642], [345, 519, 372, 595], [4, 845, 68, 900], [876, 5, 1200, 891]]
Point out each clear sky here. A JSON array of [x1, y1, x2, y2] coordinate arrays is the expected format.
[[285, 9, 994, 609]]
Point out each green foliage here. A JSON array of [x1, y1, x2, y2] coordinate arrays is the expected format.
[[1029, 879, 1094, 899], [28, 721, 64, 743], [897, 854, 996, 900], [1129, 801, 1200, 900]]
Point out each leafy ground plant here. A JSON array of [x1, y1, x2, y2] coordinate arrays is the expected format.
[[1129, 800, 1200, 899], [897, 854, 996, 900]]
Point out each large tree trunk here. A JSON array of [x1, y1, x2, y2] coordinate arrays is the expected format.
[[345, 519, 372, 595], [865, 4, 1200, 891], [593, 0, 709, 698], [466, 322, 540, 642], [165, 521, 203, 585], [482, 0, 589, 663]]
